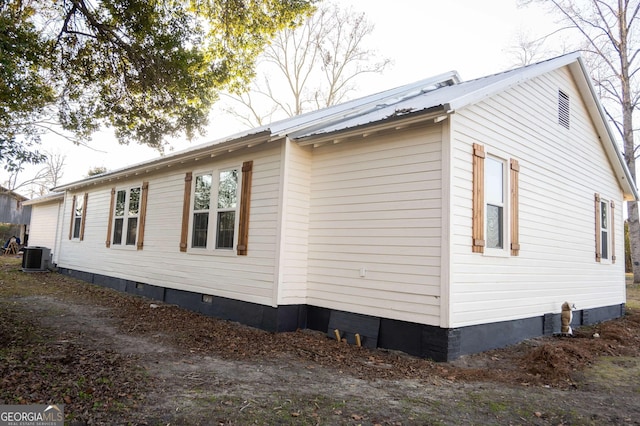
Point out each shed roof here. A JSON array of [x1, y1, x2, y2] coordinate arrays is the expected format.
[[54, 53, 637, 200], [22, 192, 64, 206], [0, 186, 28, 202]]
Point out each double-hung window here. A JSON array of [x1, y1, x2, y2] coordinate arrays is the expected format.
[[191, 168, 239, 250], [485, 156, 506, 249], [600, 199, 609, 260], [69, 193, 88, 241], [595, 194, 615, 263], [472, 144, 519, 255], [73, 196, 84, 239], [112, 186, 141, 246]]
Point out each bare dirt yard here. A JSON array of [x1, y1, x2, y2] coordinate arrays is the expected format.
[[1, 256, 640, 425]]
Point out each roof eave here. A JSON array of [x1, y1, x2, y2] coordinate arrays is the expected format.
[[568, 58, 638, 201], [294, 105, 451, 146], [53, 130, 273, 192], [22, 192, 64, 206]]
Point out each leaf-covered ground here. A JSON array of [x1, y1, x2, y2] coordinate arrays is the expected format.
[[1, 256, 640, 425]]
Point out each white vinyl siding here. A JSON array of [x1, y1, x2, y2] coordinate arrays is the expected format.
[[449, 66, 625, 328], [277, 140, 312, 304], [27, 201, 61, 253], [56, 142, 282, 306], [307, 125, 443, 326]]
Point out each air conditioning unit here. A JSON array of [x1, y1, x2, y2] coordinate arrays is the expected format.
[[22, 247, 51, 272]]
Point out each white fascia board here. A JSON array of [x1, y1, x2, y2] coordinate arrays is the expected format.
[[270, 71, 461, 138], [22, 192, 64, 206], [568, 59, 638, 201], [53, 130, 273, 192], [446, 52, 583, 112], [294, 106, 450, 147]]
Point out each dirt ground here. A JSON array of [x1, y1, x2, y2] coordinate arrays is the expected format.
[[1, 256, 640, 425]]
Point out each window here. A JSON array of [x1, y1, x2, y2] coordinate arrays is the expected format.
[[112, 186, 141, 246], [485, 156, 505, 249], [190, 168, 239, 250], [595, 194, 616, 263], [472, 144, 520, 255], [180, 161, 253, 255], [601, 200, 609, 260], [73, 195, 84, 239], [68, 193, 88, 240], [192, 174, 212, 248]]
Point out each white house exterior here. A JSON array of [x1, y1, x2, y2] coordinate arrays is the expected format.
[[36, 53, 635, 361], [22, 192, 64, 258]]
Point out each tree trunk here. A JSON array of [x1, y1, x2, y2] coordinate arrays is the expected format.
[[617, 0, 639, 282], [628, 202, 640, 282]]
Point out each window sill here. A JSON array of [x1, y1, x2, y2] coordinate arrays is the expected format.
[[186, 248, 237, 257], [482, 248, 510, 258], [110, 244, 138, 251]]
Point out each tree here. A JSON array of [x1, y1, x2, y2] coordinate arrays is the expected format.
[[0, 0, 313, 172], [506, 27, 573, 67], [521, 0, 640, 282], [225, 2, 391, 127], [4, 151, 66, 196]]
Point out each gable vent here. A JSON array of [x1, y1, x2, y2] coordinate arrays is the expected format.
[[558, 90, 570, 129]]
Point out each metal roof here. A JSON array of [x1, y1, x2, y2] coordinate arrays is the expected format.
[[21, 192, 64, 206], [53, 52, 637, 200]]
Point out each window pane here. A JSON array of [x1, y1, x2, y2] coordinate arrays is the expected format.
[[218, 170, 238, 209], [113, 218, 123, 245], [129, 187, 140, 215], [75, 196, 84, 217], [126, 217, 138, 245], [73, 217, 82, 239], [486, 157, 503, 204], [602, 230, 608, 259], [192, 212, 209, 248], [486, 204, 503, 249], [601, 201, 608, 230], [194, 174, 212, 210], [216, 211, 235, 249], [115, 190, 126, 216]]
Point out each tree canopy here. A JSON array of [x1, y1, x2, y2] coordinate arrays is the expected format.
[[0, 0, 314, 172]]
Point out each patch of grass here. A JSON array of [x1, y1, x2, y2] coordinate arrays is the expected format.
[[627, 283, 640, 310], [581, 356, 640, 393]]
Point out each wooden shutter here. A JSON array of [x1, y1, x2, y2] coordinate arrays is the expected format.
[[611, 200, 616, 263], [180, 172, 192, 252], [472, 144, 485, 253], [106, 188, 115, 247], [595, 193, 601, 262], [510, 159, 520, 256], [79, 193, 88, 241], [237, 161, 253, 256], [137, 182, 149, 250], [68, 195, 76, 240]]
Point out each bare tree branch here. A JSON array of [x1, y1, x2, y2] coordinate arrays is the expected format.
[[224, 2, 390, 127]]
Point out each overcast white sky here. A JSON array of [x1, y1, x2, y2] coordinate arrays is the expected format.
[[5, 0, 565, 193]]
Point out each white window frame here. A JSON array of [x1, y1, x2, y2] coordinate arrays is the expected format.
[[599, 197, 611, 263], [484, 153, 510, 257], [188, 166, 241, 254], [72, 195, 84, 240], [111, 185, 141, 249]]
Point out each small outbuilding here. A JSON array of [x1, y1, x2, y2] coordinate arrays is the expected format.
[[0, 185, 31, 246], [39, 53, 635, 361]]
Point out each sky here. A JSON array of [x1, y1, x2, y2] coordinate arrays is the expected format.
[[4, 0, 564, 195]]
